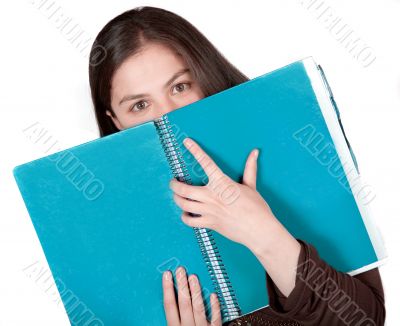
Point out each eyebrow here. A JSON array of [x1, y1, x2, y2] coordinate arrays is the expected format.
[[118, 68, 190, 106]]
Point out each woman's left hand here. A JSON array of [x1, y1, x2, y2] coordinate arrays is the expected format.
[[170, 137, 302, 298], [169, 137, 279, 251]]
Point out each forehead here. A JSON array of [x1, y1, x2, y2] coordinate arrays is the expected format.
[[111, 43, 187, 96]]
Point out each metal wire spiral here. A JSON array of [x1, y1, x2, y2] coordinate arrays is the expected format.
[[154, 115, 241, 322]]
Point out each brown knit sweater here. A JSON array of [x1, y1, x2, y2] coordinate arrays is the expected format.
[[224, 239, 385, 326]]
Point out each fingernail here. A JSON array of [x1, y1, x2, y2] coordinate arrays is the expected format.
[[184, 138, 192, 146], [254, 149, 259, 159], [164, 271, 170, 281], [189, 275, 197, 286], [177, 266, 185, 277]]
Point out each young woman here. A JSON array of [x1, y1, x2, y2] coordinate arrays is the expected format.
[[88, 6, 385, 326]]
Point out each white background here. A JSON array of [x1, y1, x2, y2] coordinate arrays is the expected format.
[[0, 0, 399, 324]]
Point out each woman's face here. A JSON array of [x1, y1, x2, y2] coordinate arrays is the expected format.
[[108, 42, 204, 129]]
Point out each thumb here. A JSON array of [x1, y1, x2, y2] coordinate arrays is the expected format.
[[242, 148, 259, 190]]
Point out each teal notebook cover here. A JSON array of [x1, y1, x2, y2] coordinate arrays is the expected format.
[[13, 57, 386, 325]]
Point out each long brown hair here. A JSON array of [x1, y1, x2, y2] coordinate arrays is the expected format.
[[88, 6, 249, 137]]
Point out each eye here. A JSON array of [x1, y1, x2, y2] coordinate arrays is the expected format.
[[130, 100, 149, 112], [172, 82, 191, 95]]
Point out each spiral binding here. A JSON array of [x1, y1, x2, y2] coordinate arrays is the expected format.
[[154, 115, 241, 322]]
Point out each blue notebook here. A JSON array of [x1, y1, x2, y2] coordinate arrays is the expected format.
[[13, 57, 387, 325]]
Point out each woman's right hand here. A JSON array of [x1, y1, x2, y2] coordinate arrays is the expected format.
[[162, 266, 222, 326]]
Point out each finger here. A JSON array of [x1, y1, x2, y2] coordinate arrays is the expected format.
[[210, 293, 222, 326], [162, 271, 180, 326], [176, 266, 195, 326], [183, 138, 226, 184], [170, 179, 210, 203], [188, 275, 208, 326], [242, 148, 259, 190], [173, 193, 214, 216], [181, 211, 214, 229]]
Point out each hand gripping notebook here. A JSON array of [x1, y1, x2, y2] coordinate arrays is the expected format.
[[13, 57, 387, 325]]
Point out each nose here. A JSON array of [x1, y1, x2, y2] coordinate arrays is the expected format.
[[157, 98, 180, 116]]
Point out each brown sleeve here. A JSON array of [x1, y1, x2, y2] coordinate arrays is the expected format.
[[265, 238, 385, 325]]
